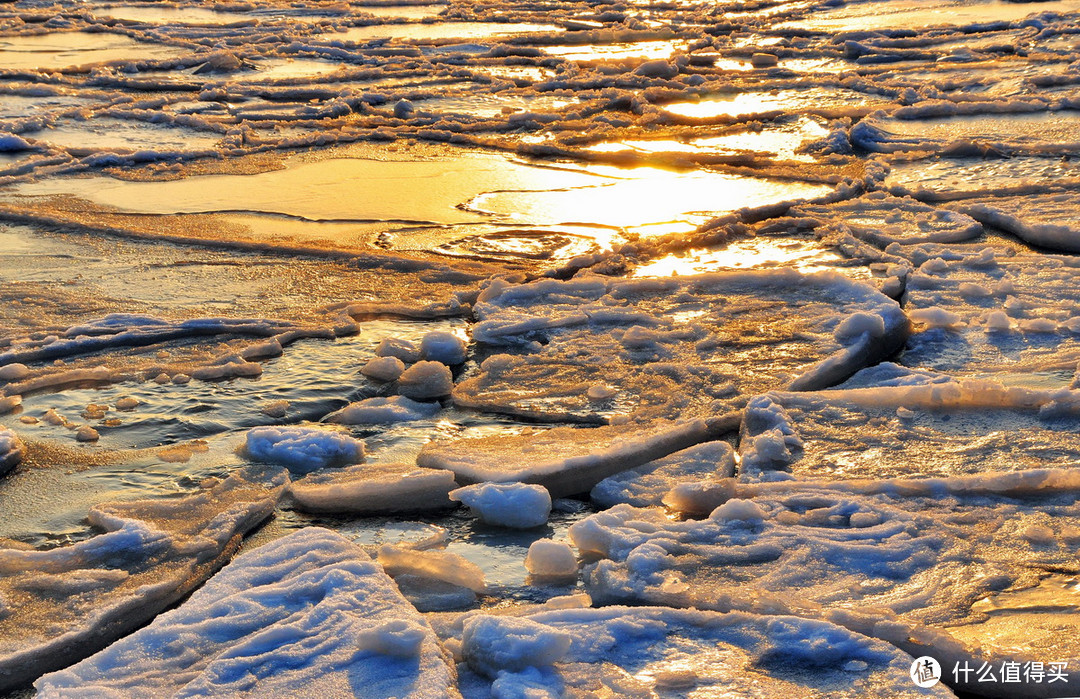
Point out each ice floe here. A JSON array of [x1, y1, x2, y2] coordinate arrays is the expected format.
[[243, 425, 365, 473], [34, 527, 459, 698], [450, 482, 552, 529], [289, 462, 457, 514], [0, 468, 284, 692]]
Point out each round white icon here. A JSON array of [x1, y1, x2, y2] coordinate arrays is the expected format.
[[911, 656, 942, 688]]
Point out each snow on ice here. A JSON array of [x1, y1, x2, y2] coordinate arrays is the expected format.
[[0, 468, 284, 692]]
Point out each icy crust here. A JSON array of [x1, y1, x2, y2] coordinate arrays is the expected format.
[[571, 470, 1080, 696], [417, 417, 734, 499], [0, 427, 22, 477], [459, 271, 909, 423], [449, 482, 552, 529], [735, 384, 1080, 481], [35, 528, 461, 699], [242, 425, 365, 473], [289, 462, 457, 514], [853, 109, 1080, 155], [952, 192, 1080, 253], [590, 440, 736, 508], [901, 250, 1080, 374], [445, 606, 955, 698], [884, 155, 1080, 202], [0, 468, 285, 692], [792, 194, 983, 246]]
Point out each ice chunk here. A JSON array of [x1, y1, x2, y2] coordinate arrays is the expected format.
[[0, 427, 22, 477], [0, 469, 284, 692], [289, 463, 457, 514], [324, 396, 440, 424], [397, 361, 453, 400], [446, 606, 952, 697], [459, 271, 908, 423], [378, 544, 486, 594], [525, 540, 578, 579], [376, 337, 421, 363], [954, 192, 1080, 254], [35, 528, 459, 698], [420, 331, 468, 365], [450, 482, 552, 529], [590, 441, 735, 508], [419, 418, 730, 498], [242, 425, 365, 473], [0, 363, 29, 381], [462, 615, 572, 678], [361, 355, 406, 382]]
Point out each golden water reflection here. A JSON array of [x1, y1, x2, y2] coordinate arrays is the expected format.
[[632, 237, 853, 277]]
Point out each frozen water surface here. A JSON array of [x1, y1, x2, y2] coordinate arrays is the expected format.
[[0, 32, 184, 71], [3, 0, 1080, 694]]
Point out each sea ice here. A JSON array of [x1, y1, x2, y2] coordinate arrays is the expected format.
[[289, 462, 457, 514], [243, 425, 366, 473], [324, 396, 441, 424], [457, 271, 908, 423], [590, 441, 736, 508], [572, 469, 1080, 696], [397, 361, 454, 400], [419, 418, 731, 498], [444, 606, 955, 697], [0, 469, 284, 692], [34, 528, 460, 698], [0, 427, 22, 476], [524, 540, 578, 579], [450, 482, 552, 529]]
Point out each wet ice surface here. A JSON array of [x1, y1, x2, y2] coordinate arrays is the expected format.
[[2, 0, 1080, 694]]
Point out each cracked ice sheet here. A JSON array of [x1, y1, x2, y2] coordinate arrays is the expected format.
[[950, 191, 1080, 253], [736, 381, 1080, 482], [853, 109, 1080, 155], [454, 270, 908, 424], [571, 469, 1080, 697], [36, 527, 461, 698], [884, 154, 1080, 201], [792, 194, 984, 247], [438, 606, 954, 698], [0, 467, 285, 692], [901, 250, 1080, 376]]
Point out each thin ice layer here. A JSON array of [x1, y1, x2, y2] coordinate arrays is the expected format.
[[289, 462, 457, 514], [0, 468, 285, 692], [417, 418, 729, 498], [572, 469, 1080, 697], [457, 271, 908, 423], [736, 382, 1080, 481], [35, 528, 461, 698], [443, 606, 955, 698]]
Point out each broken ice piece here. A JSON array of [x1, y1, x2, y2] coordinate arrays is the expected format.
[[242, 425, 365, 473], [450, 482, 552, 529], [0, 428, 23, 477], [34, 528, 459, 698], [0, 468, 285, 692], [525, 540, 578, 579], [378, 543, 486, 594], [289, 463, 457, 514], [419, 418, 730, 498], [591, 440, 735, 508], [323, 396, 440, 425], [397, 361, 453, 400]]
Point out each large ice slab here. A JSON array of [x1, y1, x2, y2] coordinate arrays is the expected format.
[[572, 469, 1080, 696], [953, 192, 1080, 253], [418, 417, 731, 498], [0, 468, 284, 692], [736, 382, 1080, 481], [854, 109, 1080, 155], [792, 194, 983, 247], [35, 528, 461, 698], [443, 606, 955, 698], [457, 271, 909, 423]]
